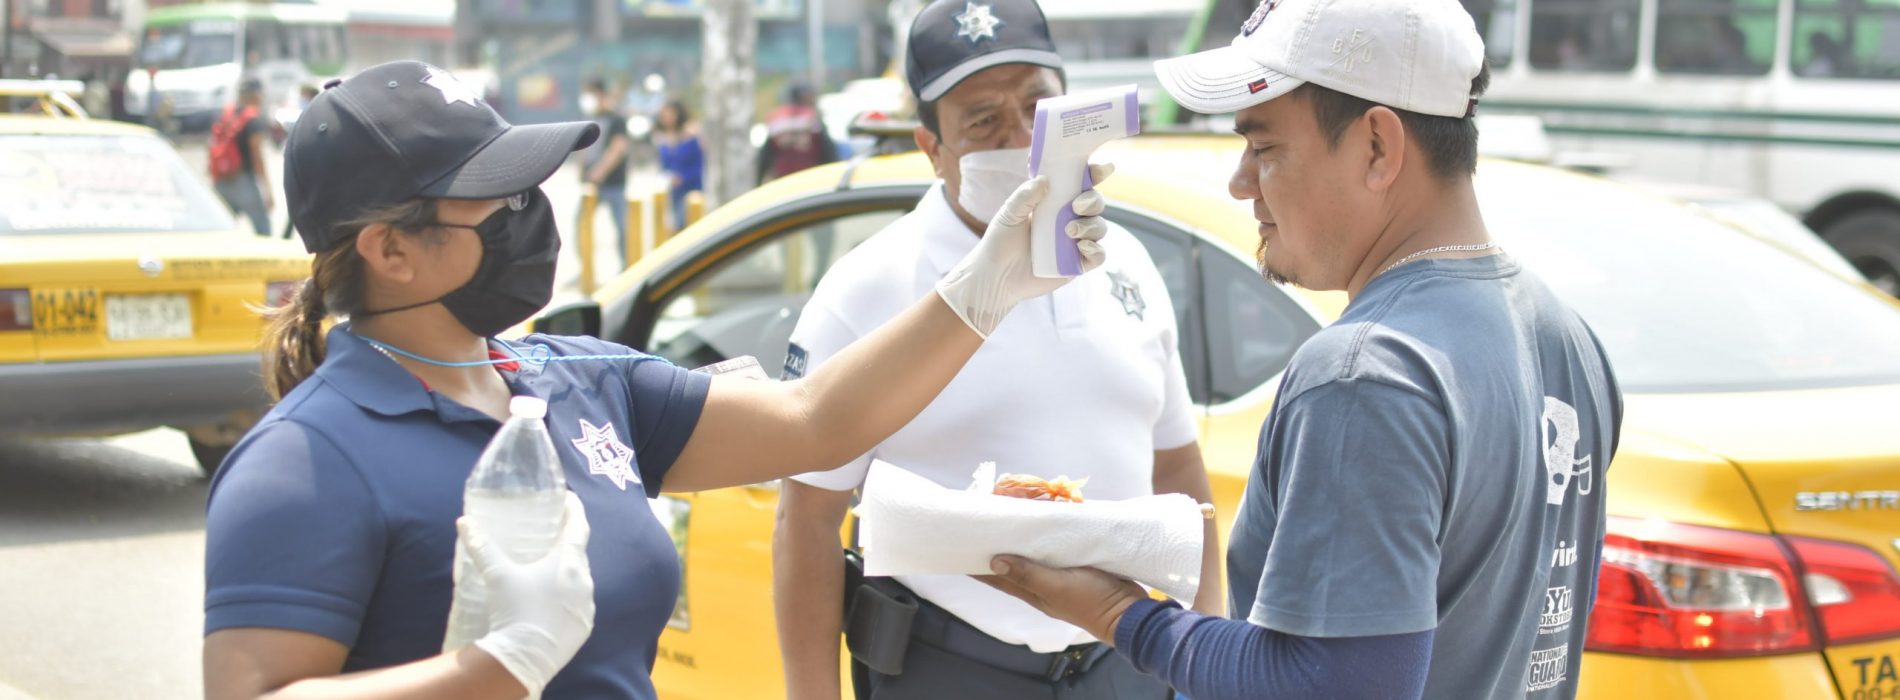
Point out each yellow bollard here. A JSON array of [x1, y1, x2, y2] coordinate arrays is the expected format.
[[623, 192, 646, 272], [652, 189, 673, 240], [576, 184, 598, 296], [685, 191, 706, 228]]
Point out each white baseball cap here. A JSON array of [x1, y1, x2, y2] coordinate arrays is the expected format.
[[1154, 0, 1486, 118]]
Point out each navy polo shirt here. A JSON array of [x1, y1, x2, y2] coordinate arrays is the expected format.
[[205, 325, 710, 698]]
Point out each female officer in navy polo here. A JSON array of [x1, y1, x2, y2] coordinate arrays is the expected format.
[[201, 60, 1112, 699]]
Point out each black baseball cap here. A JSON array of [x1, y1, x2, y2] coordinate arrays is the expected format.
[[905, 0, 1063, 103], [285, 60, 600, 253]]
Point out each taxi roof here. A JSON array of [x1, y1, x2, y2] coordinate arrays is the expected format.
[[0, 113, 159, 137]]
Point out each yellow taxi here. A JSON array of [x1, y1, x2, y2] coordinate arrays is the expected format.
[[0, 81, 309, 472], [537, 133, 1900, 699]]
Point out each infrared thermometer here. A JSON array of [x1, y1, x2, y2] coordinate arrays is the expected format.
[[1028, 84, 1141, 278]]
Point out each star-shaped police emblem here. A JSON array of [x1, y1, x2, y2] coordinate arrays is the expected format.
[[1109, 270, 1146, 320], [571, 418, 639, 491], [422, 66, 482, 108], [955, 2, 1004, 44]]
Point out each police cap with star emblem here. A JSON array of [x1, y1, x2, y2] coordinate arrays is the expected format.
[[284, 60, 600, 253], [906, 0, 1063, 103]]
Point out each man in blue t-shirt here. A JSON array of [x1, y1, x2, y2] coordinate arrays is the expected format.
[[981, 0, 1622, 698]]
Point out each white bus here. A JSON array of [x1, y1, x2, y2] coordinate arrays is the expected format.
[[126, 3, 348, 131], [1456, 0, 1900, 294]]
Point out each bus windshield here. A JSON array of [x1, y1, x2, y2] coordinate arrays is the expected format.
[[139, 24, 237, 71]]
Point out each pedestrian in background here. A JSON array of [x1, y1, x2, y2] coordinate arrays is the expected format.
[[209, 79, 273, 237], [580, 77, 634, 252], [756, 81, 837, 185], [654, 99, 703, 232]]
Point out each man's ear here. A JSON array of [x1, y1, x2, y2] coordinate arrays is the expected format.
[[355, 223, 417, 285], [1362, 106, 1407, 193], [915, 126, 947, 179]]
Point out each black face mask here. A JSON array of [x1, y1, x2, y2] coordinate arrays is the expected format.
[[356, 188, 560, 337]]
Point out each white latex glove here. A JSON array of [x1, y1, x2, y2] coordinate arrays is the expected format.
[[465, 491, 596, 697], [935, 163, 1114, 337]]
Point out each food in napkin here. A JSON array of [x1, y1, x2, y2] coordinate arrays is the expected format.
[[855, 460, 1205, 602], [993, 473, 1087, 502]]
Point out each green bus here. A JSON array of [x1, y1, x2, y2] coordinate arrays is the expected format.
[[127, 3, 348, 130]]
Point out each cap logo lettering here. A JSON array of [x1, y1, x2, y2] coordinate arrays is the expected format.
[[421, 66, 482, 107], [954, 2, 1004, 44], [1331, 29, 1374, 73], [1247, 79, 1270, 93], [1241, 0, 1279, 37]]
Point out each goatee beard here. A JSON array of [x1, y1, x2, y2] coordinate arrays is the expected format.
[[1258, 237, 1293, 286]]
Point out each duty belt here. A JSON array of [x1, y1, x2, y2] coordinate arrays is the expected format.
[[905, 592, 1116, 682]]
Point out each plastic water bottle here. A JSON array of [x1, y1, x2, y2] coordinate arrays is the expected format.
[[443, 396, 569, 655]]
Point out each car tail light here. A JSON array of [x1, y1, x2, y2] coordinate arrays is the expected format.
[[1587, 517, 1816, 658], [0, 289, 31, 331], [265, 280, 303, 309], [1785, 536, 1900, 645]]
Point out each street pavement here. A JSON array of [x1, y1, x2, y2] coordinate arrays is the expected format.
[[0, 134, 669, 699], [0, 430, 207, 699]]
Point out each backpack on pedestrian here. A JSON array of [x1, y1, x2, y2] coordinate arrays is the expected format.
[[208, 104, 256, 182]]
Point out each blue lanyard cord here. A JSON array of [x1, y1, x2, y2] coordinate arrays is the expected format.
[[355, 334, 678, 371]]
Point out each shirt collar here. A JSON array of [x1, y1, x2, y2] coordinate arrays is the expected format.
[[919, 182, 982, 277], [317, 323, 437, 417], [317, 326, 547, 417]]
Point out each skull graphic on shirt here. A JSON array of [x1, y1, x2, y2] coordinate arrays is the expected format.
[[1541, 396, 1593, 507]]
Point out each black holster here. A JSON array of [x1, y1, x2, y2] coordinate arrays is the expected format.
[[842, 549, 918, 677]]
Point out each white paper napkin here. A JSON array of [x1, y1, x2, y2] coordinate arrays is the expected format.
[[855, 460, 1204, 602]]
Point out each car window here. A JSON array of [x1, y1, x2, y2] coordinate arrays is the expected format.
[[1109, 212, 1211, 405], [0, 134, 235, 235], [647, 208, 901, 374], [1487, 182, 1900, 392], [1202, 246, 1319, 403]]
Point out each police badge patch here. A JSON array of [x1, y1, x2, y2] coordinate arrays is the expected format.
[[954, 2, 1005, 44], [1108, 270, 1146, 321]]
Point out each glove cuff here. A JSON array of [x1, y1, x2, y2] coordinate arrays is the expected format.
[[934, 273, 1009, 339], [474, 626, 563, 696]]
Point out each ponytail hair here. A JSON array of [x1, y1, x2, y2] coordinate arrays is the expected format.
[[260, 199, 439, 400]]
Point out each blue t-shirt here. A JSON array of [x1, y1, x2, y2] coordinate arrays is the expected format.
[[204, 325, 710, 698], [657, 136, 703, 195], [1225, 254, 1622, 699]]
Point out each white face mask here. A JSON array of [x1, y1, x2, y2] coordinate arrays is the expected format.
[[955, 147, 1031, 223], [579, 93, 600, 116]]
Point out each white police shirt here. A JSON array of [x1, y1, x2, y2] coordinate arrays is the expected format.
[[785, 183, 1198, 653]]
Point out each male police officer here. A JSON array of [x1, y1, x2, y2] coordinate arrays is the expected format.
[[981, 0, 1623, 698], [772, 0, 1220, 697]]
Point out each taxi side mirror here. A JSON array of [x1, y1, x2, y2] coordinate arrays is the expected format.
[[532, 301, 602, 338]]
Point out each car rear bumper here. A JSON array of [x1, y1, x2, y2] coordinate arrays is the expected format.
[[1579, 650, 1839, 698], [0, 353, 268, 436]]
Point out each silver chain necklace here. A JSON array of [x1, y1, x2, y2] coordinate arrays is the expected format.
[[1379, 242, 1499, 277]]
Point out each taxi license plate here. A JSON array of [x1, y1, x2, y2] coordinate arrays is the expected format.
[[105, 294, 192, 341], [31, 288, 100, 336]]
